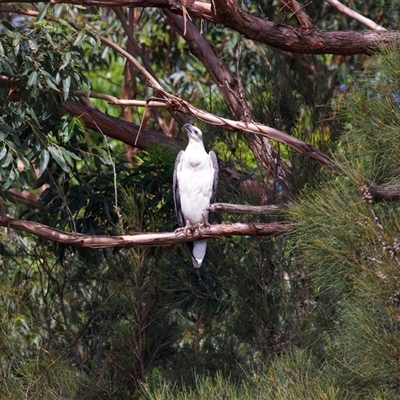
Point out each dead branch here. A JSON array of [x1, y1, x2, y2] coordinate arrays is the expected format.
[[210, 0, 393, 55], [72, 88, 334, 167], [208, 202, 287, 214], [90, 37, 334, 167], [0, 216, 292, 248], [325, 0, 386, 31]]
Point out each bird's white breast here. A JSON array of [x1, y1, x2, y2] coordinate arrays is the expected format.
[[177, 148, 215, 226]]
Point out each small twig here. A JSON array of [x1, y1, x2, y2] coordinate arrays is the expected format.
[[86, 111, 125, 233], [134, 100, 148, 147]]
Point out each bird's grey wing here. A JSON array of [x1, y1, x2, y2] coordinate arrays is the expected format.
[[208, 151, 219, 223], [209, 151, 219, 203], [173, 150, 186, 227]]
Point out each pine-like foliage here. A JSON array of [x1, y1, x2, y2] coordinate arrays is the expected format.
[[3, 10, 400, 400], [290, 42, 400, 398]]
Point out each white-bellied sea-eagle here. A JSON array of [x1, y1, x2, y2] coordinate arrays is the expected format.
[[173, 124, 218, 268]]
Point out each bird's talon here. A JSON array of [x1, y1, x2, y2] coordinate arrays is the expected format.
[[185, 220, 195, 235], [175, 227, 186, 237], [202, 214, 211, 228]]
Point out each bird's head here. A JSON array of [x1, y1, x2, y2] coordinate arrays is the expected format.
[[183, 124, 203, 143]]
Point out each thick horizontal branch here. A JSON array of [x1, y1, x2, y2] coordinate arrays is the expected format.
[[0, 216, 292, 248], [211, 0, 395, 55], [62, 101, 183, 152], [11, 0, 398, 55], [208, 202, 287, 214]]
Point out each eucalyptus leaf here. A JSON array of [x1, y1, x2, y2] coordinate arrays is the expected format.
[[0, 147, 7, 161], [26, 70, 38, 88], [1, 20, 15, 31], [48, 145, 70, 172], [18, 172, 28, 189], [3, 169, 15, 189], [37, 3, 50, 22], [62, 75, 71, 101], [44, 75, 60, 92], [73, 31, 85, 47], [38, 149, 50, 177], [0, 125, 13, 136], [60, 52, 71, 70], [1, 152, 12, 168]]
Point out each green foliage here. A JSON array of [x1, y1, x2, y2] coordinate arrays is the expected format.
[[291, 181, 400, 397], [288, 43, 400, 398], [248, 49, 338, 193], [335, 41, 400, 183], [143, 350, 348, 400], [1, 2, 400, 399], [0, 13, 94, 195]]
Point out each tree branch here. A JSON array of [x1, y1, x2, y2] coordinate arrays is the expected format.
[[163, 9, 251, 121], [11, 0, 396, 54], [325, 0, 386, 31], [72, 91, 167, 107], [0, 216, 292, 248], [71, 89, 335, 167], [0, 6, 345, 168], [81, 28, 332, 169], [210, 0, 393, 55], [6, 189, 41, 208], [62, 100, 183, 151], [208, 202, 287, 214]]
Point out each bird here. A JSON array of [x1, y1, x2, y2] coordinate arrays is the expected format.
[[173, 123, 218, 268]]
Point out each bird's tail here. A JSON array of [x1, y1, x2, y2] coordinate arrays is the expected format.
[[187, 239, 207, 268]]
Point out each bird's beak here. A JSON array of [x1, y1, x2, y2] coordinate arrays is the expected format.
[[183, 124, 194, 138], [183, 123, 192, 132]]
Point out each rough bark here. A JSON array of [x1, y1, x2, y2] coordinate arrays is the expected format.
[[210, 0, 396, 54]]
